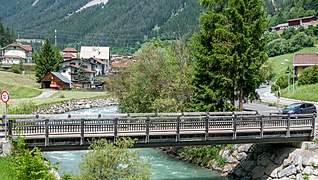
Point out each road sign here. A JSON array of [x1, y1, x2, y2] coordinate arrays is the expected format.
[[1, 90, 10, 103]]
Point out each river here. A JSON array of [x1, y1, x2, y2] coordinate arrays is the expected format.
[[43, 106, 226, 179]]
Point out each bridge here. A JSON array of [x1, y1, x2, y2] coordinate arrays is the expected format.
[[1, 112, 316, 151]]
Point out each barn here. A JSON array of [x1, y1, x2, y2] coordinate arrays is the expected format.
[[40, 72, 72, 90]]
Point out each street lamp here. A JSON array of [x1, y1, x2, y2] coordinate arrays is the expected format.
[[286, 65, 290, 96]]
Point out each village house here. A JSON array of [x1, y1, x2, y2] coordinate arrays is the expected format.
[[293, 53, 318, 77], [40, 72, 72, 90], [0, 42, 33, 64], [270, 16, 317, 31], [80, 46, 110, 75], [62, 47, 78, 61], [60, 46, 109, 88], [111, 58, 134, 74]]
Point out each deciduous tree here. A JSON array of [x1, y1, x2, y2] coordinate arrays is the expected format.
[[77, 138, 151, 180]]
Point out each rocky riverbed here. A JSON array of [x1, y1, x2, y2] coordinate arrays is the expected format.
[[161, 142, 318, 179], [34, 98, 118, 114]]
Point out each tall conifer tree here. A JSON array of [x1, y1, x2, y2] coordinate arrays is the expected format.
[[191, 0, 267, 111], [35, 39, 62, 80]]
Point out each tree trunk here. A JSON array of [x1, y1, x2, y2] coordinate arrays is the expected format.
[[239, 88, 244, 111]]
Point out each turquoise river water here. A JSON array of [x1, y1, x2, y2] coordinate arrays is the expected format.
[[43, 106, 226, 179]]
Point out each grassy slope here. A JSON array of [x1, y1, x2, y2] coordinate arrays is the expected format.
[[0, 71, 39, 88], [269, 46, 318, 81], [0, 71, 110, 113], [269, 46, 318, 102], [0, 71, 42, 99], [281, 84, 318, 102]]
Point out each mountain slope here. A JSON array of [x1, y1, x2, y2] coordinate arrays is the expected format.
[[0, 0, 201, 53]]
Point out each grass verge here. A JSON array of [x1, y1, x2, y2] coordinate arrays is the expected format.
[[0, 82, 42, 99], [1, 91, 110, 114], [281, 84, 318, 102]]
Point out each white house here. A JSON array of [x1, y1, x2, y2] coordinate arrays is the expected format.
[[1, 42, 33, 64], [80, 46, 110, 75]]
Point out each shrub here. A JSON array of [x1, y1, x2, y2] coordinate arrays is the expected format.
[[9, 136, 56, 180], [8, 101, 37, 114], [298, 66, 318, 86], [271, 83, 279, 92], [275, 74, 290, 89]]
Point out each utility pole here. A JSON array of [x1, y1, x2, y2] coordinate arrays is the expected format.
[[54, 29, 57, 46], [292, 66, 295, 94]]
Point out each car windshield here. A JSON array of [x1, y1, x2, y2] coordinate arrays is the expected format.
[[287, 103, 301, 108]]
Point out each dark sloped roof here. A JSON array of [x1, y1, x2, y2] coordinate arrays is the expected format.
[[51, 72, 72, 84]]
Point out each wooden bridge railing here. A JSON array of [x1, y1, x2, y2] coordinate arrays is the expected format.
[[1, 112, 315, 150]]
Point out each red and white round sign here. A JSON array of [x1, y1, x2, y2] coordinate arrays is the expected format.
[[1, 91, 10, 103]]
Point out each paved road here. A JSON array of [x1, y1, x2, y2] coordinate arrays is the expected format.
[[33, 89, 58, 99], [244, 86, 318, 128]]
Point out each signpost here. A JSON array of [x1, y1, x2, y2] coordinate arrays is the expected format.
[[1, 90, 10, 140]]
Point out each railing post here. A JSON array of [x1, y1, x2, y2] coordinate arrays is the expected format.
[[8, 119, 13, 137], [286, 114, 291, 138], [233, 114, 237, 140], [145, 116, 150, 143], [205, 113, 209, 141], [114, 118, 118, 142], [260, 115, 264, 139], [176, 116, 180, 142], [45, 119, 49, 146], [3, 115, 7, 140], [311, 114, 316, 137], [80, 119, 85, 145]]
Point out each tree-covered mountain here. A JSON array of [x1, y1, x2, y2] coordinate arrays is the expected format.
[[264, 0, 318, 27], [0, 0, 201, 54], [0, 19, 15, 47]]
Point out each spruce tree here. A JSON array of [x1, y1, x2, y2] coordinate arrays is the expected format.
[[34, 39, 62, 80], [191, 0, 267, 111]]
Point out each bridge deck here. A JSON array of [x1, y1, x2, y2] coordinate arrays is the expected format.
[[1, 112, 315, 151]]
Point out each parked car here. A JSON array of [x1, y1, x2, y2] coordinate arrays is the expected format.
[[282, 102, 317, 115]]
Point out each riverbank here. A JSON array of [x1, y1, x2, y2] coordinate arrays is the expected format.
[[33, 98, 118, 114], [161, 142, 318, 179]]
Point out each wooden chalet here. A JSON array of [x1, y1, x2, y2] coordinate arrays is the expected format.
[[40, 72, 72, 90]]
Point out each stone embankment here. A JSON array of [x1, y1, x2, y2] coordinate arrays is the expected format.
[[34, 98, 118, 114], [162, 142, 318, 179]]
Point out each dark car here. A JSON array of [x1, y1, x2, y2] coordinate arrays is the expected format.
[[282, 102, 317, 115]]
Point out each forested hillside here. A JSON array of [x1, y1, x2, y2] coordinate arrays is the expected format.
[[1, 0, 318, 54], [264, 0, 318, 27], [0, 0, 200, 54], [0, 19, 15, 47]]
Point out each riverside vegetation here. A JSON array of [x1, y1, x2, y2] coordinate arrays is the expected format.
[[0, 137, 151, 179]]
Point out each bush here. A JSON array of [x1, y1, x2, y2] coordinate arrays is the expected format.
[[8, 101, 37, 114], [271, 83, 279, 92], [9, 136, 56, 180], [275, 74, 290, 89], [298, 66, 318, 86]]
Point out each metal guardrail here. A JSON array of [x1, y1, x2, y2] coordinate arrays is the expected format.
[[2, 112, 315, 150]]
